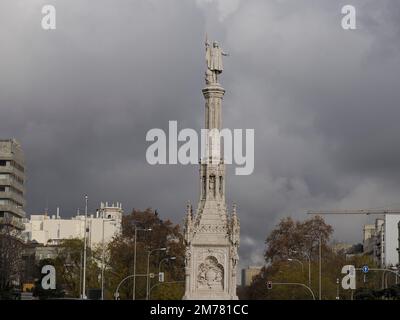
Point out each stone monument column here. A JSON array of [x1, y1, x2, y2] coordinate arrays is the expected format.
[[183, 39, 240, 300]]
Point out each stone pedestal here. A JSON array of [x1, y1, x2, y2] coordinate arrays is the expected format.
[[183, 78, 240, 300]]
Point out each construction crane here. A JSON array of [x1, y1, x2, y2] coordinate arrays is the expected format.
[[307, 209, 400, 215]]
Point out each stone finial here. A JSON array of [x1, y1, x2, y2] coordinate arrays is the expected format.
[[232, 203, 237, 216], [186, 201, 192, 215]]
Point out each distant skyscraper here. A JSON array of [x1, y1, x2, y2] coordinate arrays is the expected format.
[[0, 139, 26, 233], [183, 39, 240, 300]]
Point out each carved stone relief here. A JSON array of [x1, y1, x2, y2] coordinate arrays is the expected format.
[[198, 224, 226, 233], [197, 256, 224, 290]]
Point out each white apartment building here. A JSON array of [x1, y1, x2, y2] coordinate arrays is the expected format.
[[363, 214, 400, 267], [384, 214, 400, 267], [23, 202, 123, 248]]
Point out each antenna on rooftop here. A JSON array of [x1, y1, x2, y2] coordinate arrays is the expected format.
[[44, 198, 49, 217]]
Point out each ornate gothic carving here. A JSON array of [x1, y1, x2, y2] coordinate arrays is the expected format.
[[185, 247, 192, 266], [209, 175, 216, 196], [197, 256, 224, 290], [198, 224, 226, 233]]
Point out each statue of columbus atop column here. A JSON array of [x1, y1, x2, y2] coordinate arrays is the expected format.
[[183, 38, 239, 300], [205, 37, 229, 85]]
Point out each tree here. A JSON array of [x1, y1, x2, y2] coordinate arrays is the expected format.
[[105, 208, 185, 300], [52, 239, 83, 297], [265, 216, 333, 263], [0, 221, 24, 299], [28, 238, 102, 299], [246, 216, 380, 300]]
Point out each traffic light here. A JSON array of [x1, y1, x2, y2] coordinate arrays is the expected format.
[[267, 281, 272, 289]]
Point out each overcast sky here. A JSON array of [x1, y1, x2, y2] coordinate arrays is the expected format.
[[1, 0, 400, 268]]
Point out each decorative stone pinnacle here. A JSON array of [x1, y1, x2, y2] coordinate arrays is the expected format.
[[186, 201, 192, 215]]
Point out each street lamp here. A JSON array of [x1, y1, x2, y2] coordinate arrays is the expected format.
[[159, 256, 176, 274], [82, 194, 88, 300], [154, 256, 176, 290], [318, 236, 322, 300], [287, 258, 304, 272], [114, 273, 147, 300], [146, 247, 167, 300], [101, 217, 116, 300], [149, 280, 185, 300], [268, 282, 316, 300], [289, 250, 311, 287], [305, 234, 322, 300], [132, 226, 152, 300]]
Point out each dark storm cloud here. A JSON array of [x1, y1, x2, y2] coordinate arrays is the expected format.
[[1, 0, 400, 269]]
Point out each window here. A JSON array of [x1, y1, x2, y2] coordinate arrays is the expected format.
[[0, 160, 6, 166], [0, 186, 5, 192]]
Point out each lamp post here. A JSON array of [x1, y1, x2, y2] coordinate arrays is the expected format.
[[149, 280, 184, 300], [268, 282, 316, 300], [159, 256, 176, 274], [303, 251, 311, 288], [289, 250, 311, 287], [79, 249, 82, 298], [154, 256, 176, 292], [305, 234, 322, 300], [287, 258, 304, 272], [101, 216, 116, 300], [132, 226, 152, 300], [82, 194, 88, 300], [319, 235, 322, 300], [146, 248, 167, 300], [114, 274, 147, 300]]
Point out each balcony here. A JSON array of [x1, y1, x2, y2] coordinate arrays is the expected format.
[[0, 216, 25, 230], [0, 204, 25, 218], [0, 165, 25, 181], [0, 178, 25, 194], [0, 191, 25, 207]]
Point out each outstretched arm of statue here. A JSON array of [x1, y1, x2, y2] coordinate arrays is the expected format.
[[222, 51, 229, 56]]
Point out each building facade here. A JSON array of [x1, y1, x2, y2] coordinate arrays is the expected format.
[[183, 40, 240, 300], [384, 214, 400, 267], [363, 215, 400, 267], [241, 266, 262, 287], [23, 202, 122, 247], [0, 139, 26, 233]]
